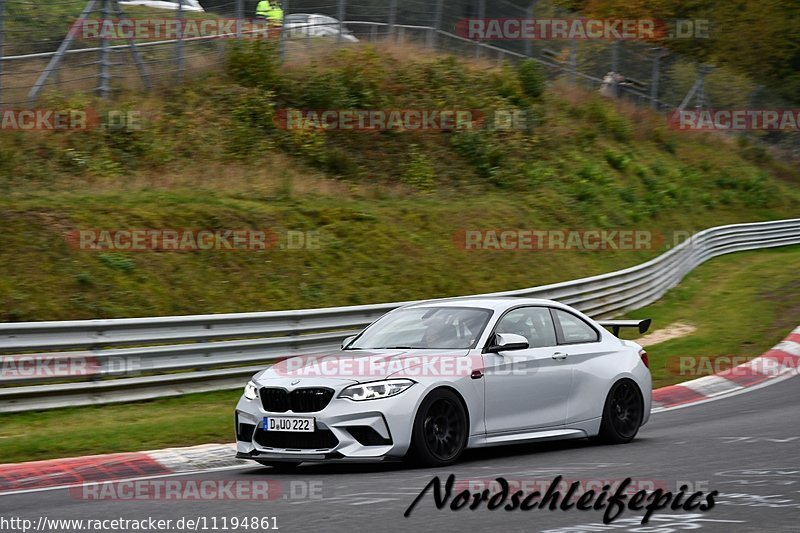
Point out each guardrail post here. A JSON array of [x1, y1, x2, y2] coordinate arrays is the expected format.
[[278, 0, 290, 60], [649, 47, 666, 110], [610, 39, 619, 96], [387, 0, 396, 41], [524, 0, 537, 58], [337, 0, 346, 45], [610, 39, 618, 73], [96, 0, 111, 99], [427, 0, 443, 49], [235, 0, 243, 39], [747, 84, 763, 109], [475, 0, 485, 58], [695, 64, 713, 109], [176, 0, 184, 83], [569, 40, 576, 83], [678, 64, 713, 110], [0, 0, 4, 104]]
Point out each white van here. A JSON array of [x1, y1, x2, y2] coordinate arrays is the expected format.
[[118, 0, 205, 13]]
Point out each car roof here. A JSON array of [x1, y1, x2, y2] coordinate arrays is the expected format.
[[403, 296, 567, 312]]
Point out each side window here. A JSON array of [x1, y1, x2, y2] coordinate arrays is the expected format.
[[495, 307, 557, 348], [553, 309, 599, 344]]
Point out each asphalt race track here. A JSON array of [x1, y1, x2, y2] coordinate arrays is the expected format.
[[3, 374, 799, 533]]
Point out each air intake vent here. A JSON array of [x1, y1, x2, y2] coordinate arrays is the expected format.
[[237, 423, 256, 443], [346, 426, 392, 446], [254, 428, 339, 450]]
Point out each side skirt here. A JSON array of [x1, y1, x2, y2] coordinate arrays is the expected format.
[[467, 428, 588, 448]]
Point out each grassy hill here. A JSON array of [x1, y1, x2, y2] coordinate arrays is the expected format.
[[0, 42, 798, 322]]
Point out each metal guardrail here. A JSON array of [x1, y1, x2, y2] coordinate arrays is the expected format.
[[1, 218, 798, 412]]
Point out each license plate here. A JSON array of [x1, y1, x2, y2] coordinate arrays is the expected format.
[[262, 416, 315, 432]]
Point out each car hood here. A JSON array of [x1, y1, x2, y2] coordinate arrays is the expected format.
[[256, 348, 473, 384]]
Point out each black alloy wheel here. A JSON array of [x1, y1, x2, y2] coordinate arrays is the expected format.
[[410, 389, 468, 466]]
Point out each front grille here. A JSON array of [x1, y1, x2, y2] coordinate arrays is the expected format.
[[254, 428, 339, 450], [259, 387, 334, 413], [260, 388, 289, 412], [289, 388, 335, 412]]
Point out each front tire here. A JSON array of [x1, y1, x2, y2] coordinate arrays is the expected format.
[[594, 379, 644, 444], [409, 388, 468, 467]]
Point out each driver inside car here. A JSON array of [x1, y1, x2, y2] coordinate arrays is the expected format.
[[420, 318, 463, 349]]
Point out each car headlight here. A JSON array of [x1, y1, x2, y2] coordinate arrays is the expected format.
[[244, 381, 259, 400], [339, 379, 415, 401]]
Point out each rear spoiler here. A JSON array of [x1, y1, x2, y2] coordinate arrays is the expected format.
[[598, 319, 652, 337]]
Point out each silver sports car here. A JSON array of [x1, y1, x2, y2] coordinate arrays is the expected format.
[[234, 297, 652, 469]]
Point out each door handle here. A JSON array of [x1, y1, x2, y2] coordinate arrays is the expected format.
[[552, 352, 568, 360]]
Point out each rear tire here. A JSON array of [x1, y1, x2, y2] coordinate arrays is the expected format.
[[256, 461, 301, 473], [594, 379, 644, 444], [408, 388, 468, 467]]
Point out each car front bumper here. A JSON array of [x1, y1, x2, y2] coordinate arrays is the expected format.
[[234, 378, 425, 462]]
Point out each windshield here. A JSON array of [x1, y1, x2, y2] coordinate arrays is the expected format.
[[348, 306, 492, 350]]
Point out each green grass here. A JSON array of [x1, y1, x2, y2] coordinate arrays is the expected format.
[[2, 190, 796, 322], [0, 391, 241, 464], [1, 245, 798, 464], [620, 245, 800, 388]]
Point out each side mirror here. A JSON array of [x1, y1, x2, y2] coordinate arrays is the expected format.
[[340, 335, 356, 350], [487, 333, 529, 353]]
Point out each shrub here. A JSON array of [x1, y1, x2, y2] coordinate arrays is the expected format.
[[450, 131, 505, 180], [604, 149, 630, 171], [402, 145, 436, 192], [98, 254, 135, 273], [577, 162, 611, 185], [226, 41, 283, 93], [518, 59, 546, 99]]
